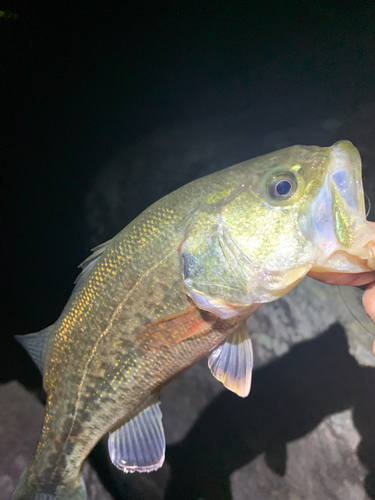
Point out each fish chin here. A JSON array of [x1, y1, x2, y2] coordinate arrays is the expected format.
[[301, 141, 375, 274]]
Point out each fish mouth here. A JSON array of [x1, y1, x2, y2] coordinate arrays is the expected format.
[[309, 241, 375, 274], [305, 141, 375, 274]]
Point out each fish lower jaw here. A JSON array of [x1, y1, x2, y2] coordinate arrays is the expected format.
[[368, 254, 375, 270], [349, 241, 375, 270], [364, 241, 375, 270]]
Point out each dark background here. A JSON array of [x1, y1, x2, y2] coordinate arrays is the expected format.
[[2, 1, 375, 498]]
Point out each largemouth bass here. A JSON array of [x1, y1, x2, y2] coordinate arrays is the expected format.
[[11, 141, 375, 500]]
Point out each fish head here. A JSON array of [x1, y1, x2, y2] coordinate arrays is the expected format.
[[179, 141, 375, 319]]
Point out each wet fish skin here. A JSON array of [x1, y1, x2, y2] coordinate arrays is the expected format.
[[11, 141, 375, 499]]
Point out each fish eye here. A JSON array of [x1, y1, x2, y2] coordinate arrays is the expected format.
[[267, 173, 297, 200]]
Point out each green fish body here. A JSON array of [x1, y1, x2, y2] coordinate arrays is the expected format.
[[11, 141, 375, 499]]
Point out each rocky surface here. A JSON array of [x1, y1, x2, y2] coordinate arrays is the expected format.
[[230, 410, 365, 500]]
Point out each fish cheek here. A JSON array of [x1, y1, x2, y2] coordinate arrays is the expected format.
[[178, 215, 254, 318]]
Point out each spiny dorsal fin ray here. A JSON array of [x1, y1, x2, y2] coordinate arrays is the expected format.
[[74, 238, 113, 286], [108, 395, 165, 473], [14, 325, 53, 374], [208, 322, 253, 397]]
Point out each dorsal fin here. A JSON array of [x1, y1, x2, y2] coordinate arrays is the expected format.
[[15, 325, 53, 374], [59, 238, 114, 321], [74, 239, 112, 287]]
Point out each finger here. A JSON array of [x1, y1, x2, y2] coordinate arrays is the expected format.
[[363, 281, 375, 323], [307, 270, 375, 287]]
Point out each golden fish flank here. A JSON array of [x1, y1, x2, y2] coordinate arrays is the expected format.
[[12, 140, 375, 500]]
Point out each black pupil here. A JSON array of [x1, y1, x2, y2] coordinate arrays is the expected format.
[[276, 180, 292, 196]]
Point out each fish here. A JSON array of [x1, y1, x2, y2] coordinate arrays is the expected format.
[[11, 140, 375, 500]]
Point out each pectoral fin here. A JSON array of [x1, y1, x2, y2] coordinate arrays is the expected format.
[[108, 395, 165, 473], [208, 322, 253, 397], [131, 306, 217, 351]]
